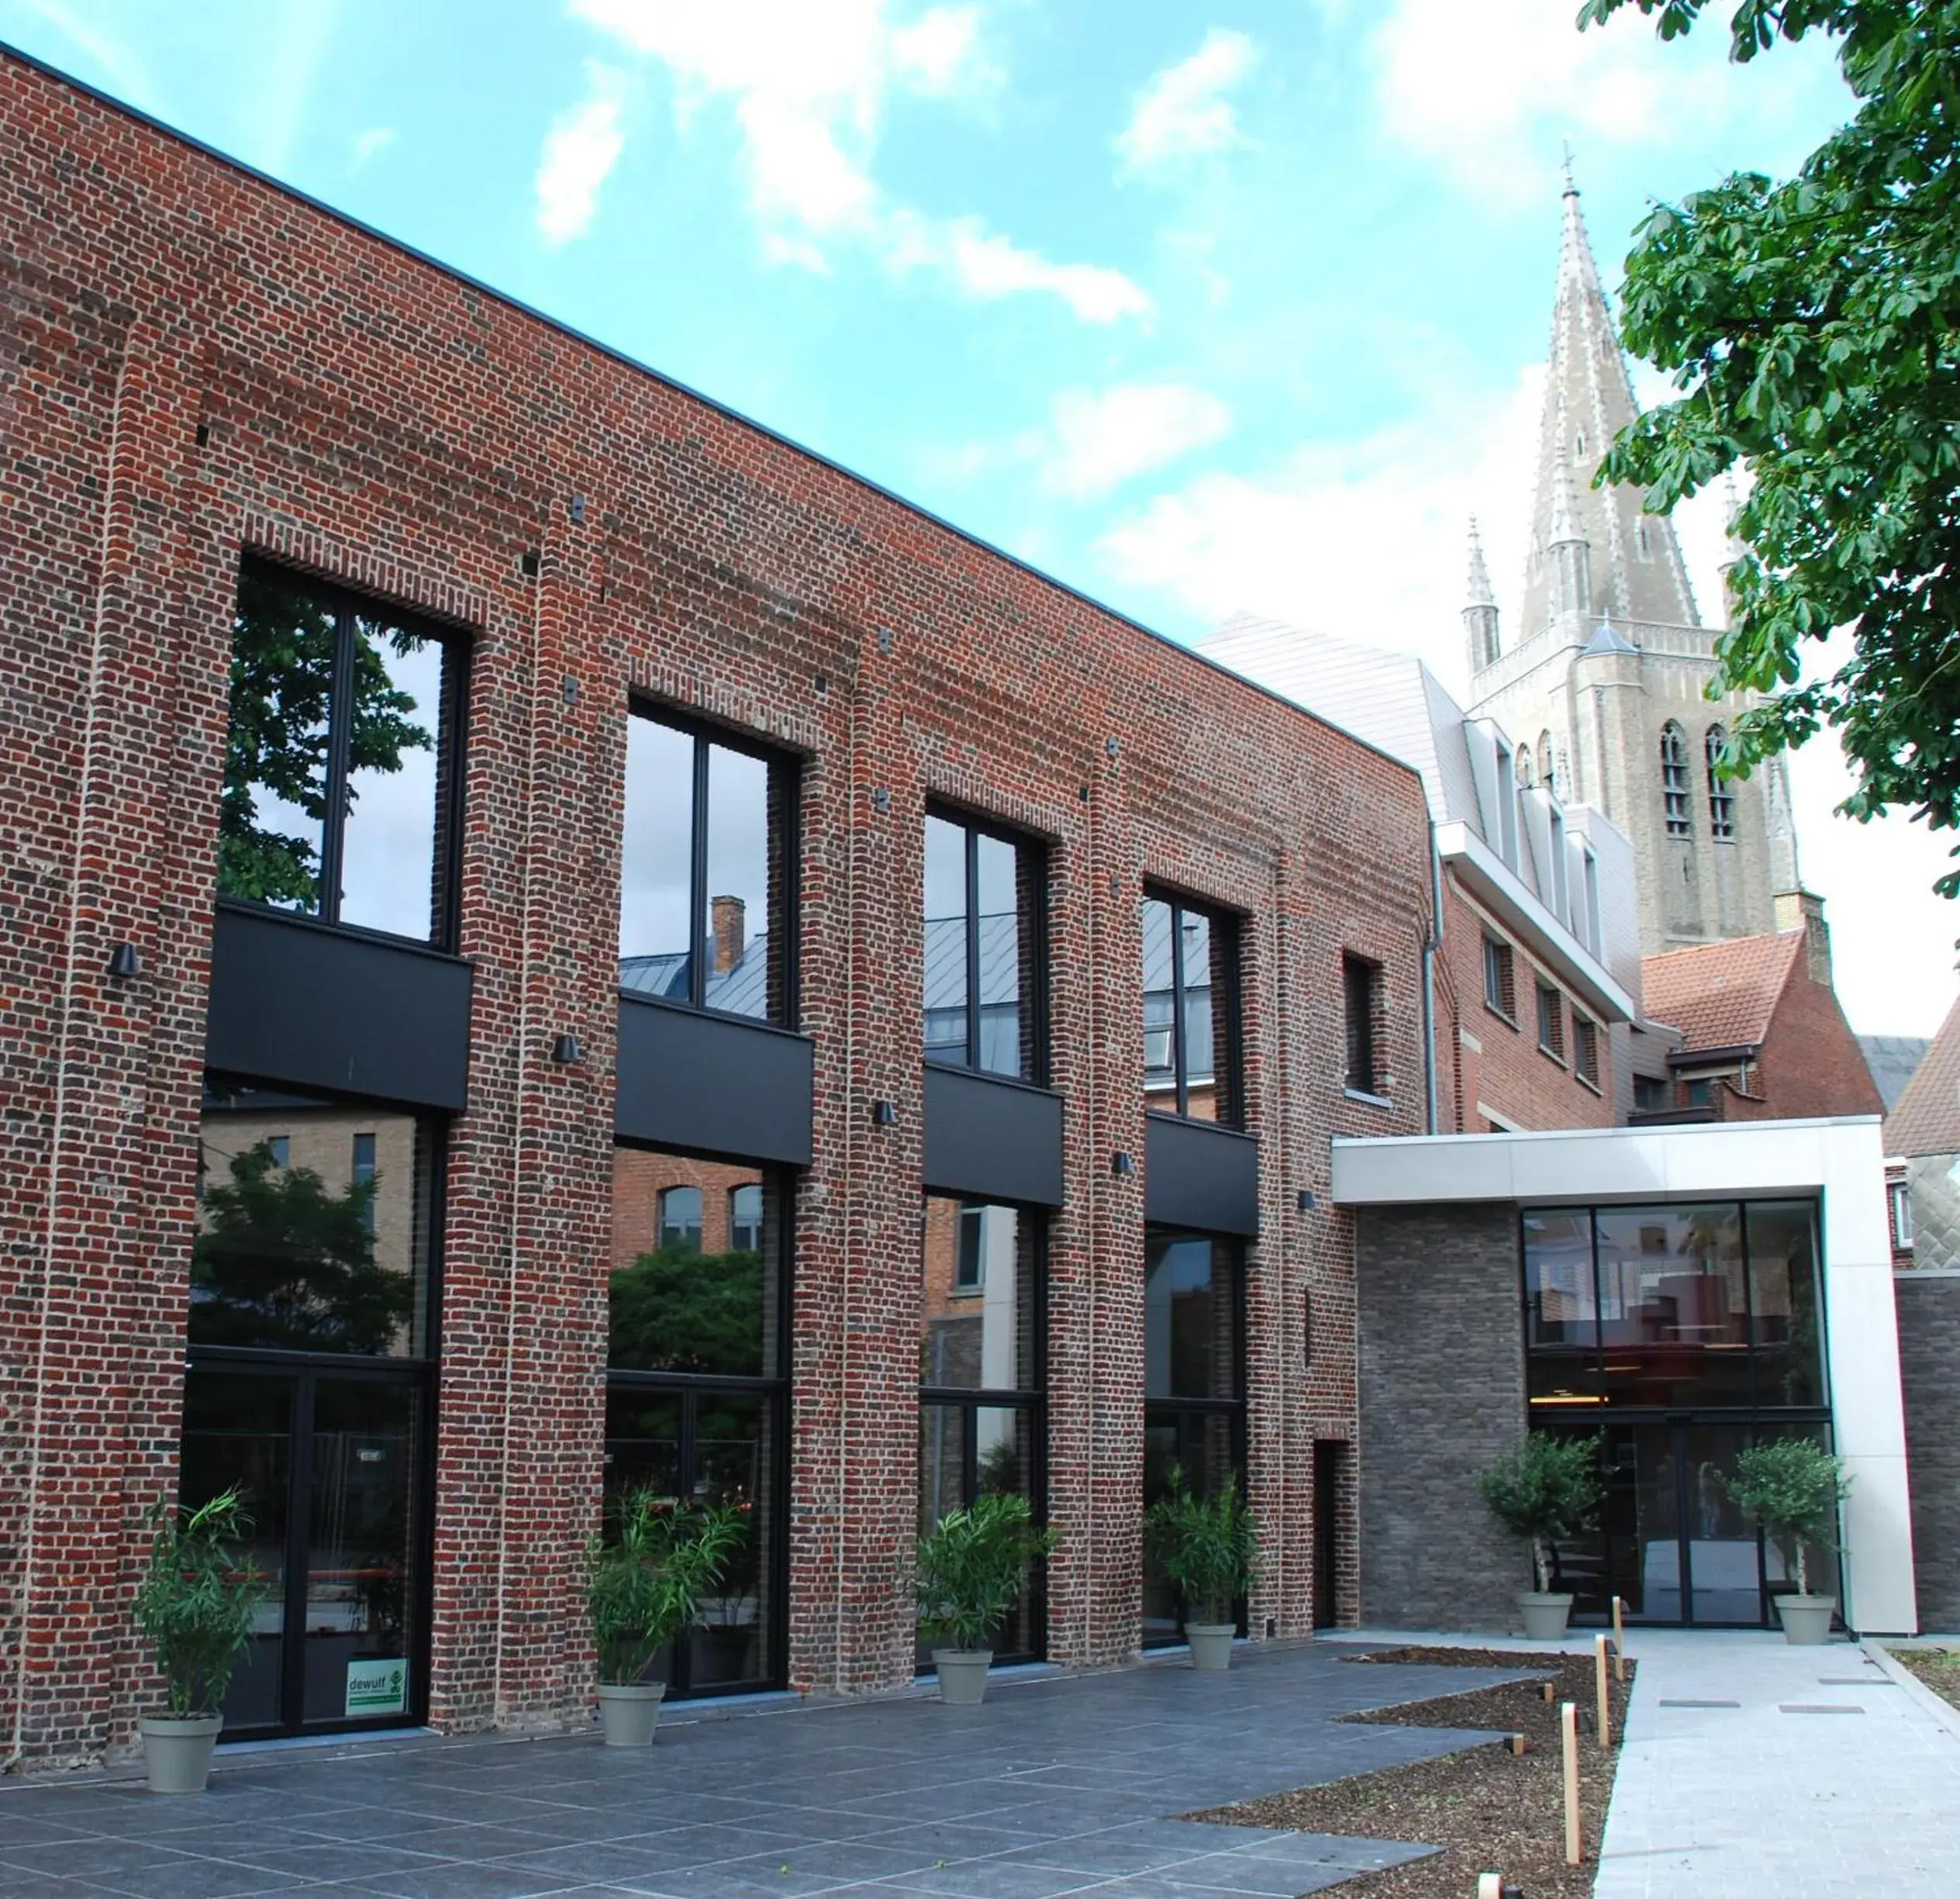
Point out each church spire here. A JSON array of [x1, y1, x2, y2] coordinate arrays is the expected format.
[[1547, 444, 1592, 619], [1517, 161, 1701, 640], [1464, 517, 1500, 673]]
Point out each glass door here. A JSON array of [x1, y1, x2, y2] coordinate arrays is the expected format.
[[180, 1364, 428, 1735]]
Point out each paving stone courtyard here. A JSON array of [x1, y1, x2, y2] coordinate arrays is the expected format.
[[0, 1644, 1528, 1899]]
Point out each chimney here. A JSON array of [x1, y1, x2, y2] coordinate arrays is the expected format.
[[1774, 889, 1832, 989], [710, 894, 746, 976]]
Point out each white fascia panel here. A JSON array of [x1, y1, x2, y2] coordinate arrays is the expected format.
[[1439, 820, 1635, 1024]]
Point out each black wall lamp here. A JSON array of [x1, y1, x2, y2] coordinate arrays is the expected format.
[[871, 1100, 897, 1127], [106, 942, 140, 980], [1111, 1151, 1135, 1176], [552, 1033, 583, 1065], [1296, 1189, 1317, 1212]]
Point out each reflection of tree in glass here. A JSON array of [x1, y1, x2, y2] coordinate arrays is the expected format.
[[609, 1246, 763, 1376], [977, 1438, 1021, 1498], [193, 1141, 411, 1352], [219, 570, 433, 906]]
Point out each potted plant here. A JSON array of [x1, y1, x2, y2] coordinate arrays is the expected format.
[[1477, 1432, 1602, 1641], [132, 1488, 265, 1794], [1143, 1468, 1259, 1670], [586, 1486, 745, 1745], [915, 1492, 1058, 1705], [1726, 1438, 1851, 1645]]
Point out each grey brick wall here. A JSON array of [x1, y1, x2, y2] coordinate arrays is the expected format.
[[1356, 1203, 1527, 1631], [1896, 1272, 1960, 1633]]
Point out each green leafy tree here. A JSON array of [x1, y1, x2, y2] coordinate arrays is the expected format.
[[608, 1245, 764, 1376], [1478, 1431, 1604, 1593], [1726, 1436, 1851, 1593], [1576, 2, 1960, 891], [193, 1140, 412, 1353], [220, 568, 434, 906]]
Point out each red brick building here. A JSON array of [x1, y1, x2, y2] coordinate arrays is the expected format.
[[0, 53, 1439, 1766]]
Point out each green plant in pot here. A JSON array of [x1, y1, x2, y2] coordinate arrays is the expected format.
[[1476, 1431, 1602, 1641], [1725, 1438, 1850, 1645], [915, 1492, 1058, 1706], [132, 1488, 266, 1794], [1143, 1467, 1259, 1671], [586, 1486, 746, 1746]]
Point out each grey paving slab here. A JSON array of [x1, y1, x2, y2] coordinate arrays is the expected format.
[[0, 1644, 1530, 1899], [1596, 1628, 1960, 1899]]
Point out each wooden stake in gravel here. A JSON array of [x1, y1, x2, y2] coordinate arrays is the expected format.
[[1595, 1634, 1613, 1749], [1477, 1877, 1503, 1898], [1613, 1594, 1627, 1680], [1561, 1700, 1582, 1866]]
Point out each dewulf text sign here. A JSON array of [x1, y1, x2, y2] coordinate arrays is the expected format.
[[346, 1659, 408, 1718]]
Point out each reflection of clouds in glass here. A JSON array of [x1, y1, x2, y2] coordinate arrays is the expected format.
[[340, 635, 441, 938], [923, 817, 965, 924], [706, 744, 770, 944], [621, 717, 693, 964]]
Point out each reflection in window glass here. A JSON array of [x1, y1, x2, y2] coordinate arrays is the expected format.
[[1142, 1410, 1241, 1642], [705, 743, 772, 1018], [193, 1079, 434, 1357], [611, 1155, 781, 1377], [923, 817, 969, 1065], [975, 833, 1022, 1077], [1745, 1202, 1824, 1407], [338, 622, 447, 939], [1181, 913, 1216, 1107], [1596, 1205, 1751, 1407], [619, 716, 697, 1002], [1141, 892, 1232, 1122], [1523, 1210, 1599, 1402], [1144, 1231, 1240, 1400], [921, 1197, 1033, 1392]]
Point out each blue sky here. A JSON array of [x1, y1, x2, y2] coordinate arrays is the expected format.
[[7, 0, 1952, 1036]]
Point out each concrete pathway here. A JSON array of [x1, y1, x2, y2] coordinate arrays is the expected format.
[[1596, 1628, 1960, 1898]]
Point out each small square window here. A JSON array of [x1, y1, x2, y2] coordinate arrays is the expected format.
[[1482, 936, 1516, 1020], [1537, 983, 1565, 1061]]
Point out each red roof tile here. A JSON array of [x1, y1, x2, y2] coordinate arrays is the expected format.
[[1886, 993, 1960, 1157], [1641, 933, 1805, 1052]]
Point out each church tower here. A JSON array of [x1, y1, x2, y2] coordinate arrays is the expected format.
[[1466, 166, 1798, 958]]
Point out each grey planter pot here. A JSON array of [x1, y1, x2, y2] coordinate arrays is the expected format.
[[1518, 1592, 1575, 1642], [140, 1714, 223, 1794], [1185, 1625, 1236, 1672], [596, 1681, 666, 1747], [1775, 1594, 1838, 1645], [933, 1649, 993, 1705]]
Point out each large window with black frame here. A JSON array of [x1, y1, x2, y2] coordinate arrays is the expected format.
[[180, 1077, 442, 1738], [219, 558, 468, 946], [923, 808, 1047, 1081], [619, 706, 798, 1024], [917, 1196, 1047, 1666], [1522, 1200, 1832, 1628], [606, 1148, 790, 1695], [1141, 1227, 1247, 1645], [1142, 891, 1241, 1123]]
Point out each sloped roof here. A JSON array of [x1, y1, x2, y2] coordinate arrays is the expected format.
[[1885, 995, 1960, 1158], [1640, 932, 1804, 1051], [1860, 1034, 1933, 1116]]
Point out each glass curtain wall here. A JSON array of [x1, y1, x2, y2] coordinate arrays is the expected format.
[[917, 1196, 1046, 1666], [1141, 1228, 1246, 1645], [183, 1078, 440, 1735], [606, 1148, 789, 1694], [1522, 1200, 1831, 1627]]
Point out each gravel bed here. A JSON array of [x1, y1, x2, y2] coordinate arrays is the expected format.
[[1889, 1644, 1960, 1711], [1188, 1645, 1635, 1898]]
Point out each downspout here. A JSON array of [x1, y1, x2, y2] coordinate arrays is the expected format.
[[1421, 817, 1442, 1136]]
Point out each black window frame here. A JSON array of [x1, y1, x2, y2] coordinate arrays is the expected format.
[[1342, 952, 1382, 1096], [1537, 981, 1565, 1062], [622, 702, 802, 1027], [225, 556, 471, 953], [923, 803, 1049, 1085], [1143, 886, 1244, 1125]]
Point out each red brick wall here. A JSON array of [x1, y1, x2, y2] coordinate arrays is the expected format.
[[0, 53, 1431, 1763], [1731, 972, 1884, 1123], [1435, 880, 1616, 1132]]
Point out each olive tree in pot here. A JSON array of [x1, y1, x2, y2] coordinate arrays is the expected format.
[[132, 1489, 265, 1794], [1143, 1468, 1259, 1671], [915, 1493, 1058, 1706], [1726, 1439, 1851, 1645], [586, 1487, 745, 1746], [1477, 1432, 1603, 1641]]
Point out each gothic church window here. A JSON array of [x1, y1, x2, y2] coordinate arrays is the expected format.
[[1574, 428, 1586, 457], [1537, 733, 1555, 795], [1661, 723, 1692, 837], [1634, 520, 1652, 561], [1706, 727, 1735, 840], [1517, 748, 1535, 790]]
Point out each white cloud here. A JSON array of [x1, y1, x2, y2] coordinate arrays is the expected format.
[[1365, 0, 1841, 198], [1115, 29, 1257, 178], [536, 64, 629, 247], [1045, 385, 1231, 498], [571, 0, 1145, 321], [350, 126, 398, 168]]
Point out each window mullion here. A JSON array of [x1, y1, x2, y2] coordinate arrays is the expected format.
[[318, 602, 358, 924], [690, 736, 711, 1009], [965, 827, 982, 1070]]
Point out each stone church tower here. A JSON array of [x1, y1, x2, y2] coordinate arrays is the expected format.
[[1466, 171, 1803, 958]]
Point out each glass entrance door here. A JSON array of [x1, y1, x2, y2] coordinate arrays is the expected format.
[[181, 1365, 427, 1735]]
